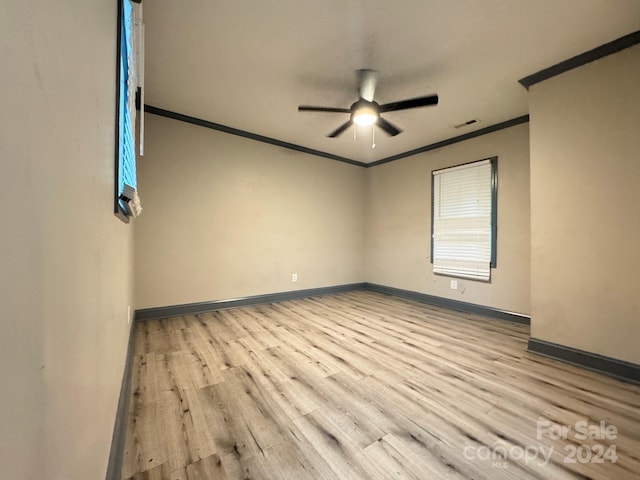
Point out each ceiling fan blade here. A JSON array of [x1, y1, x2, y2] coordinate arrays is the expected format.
[[379, 94, 439, 112], [327, 120, 353, 137], [357, 69, 377, 101], [377, 116, 402, 136], [298, 105, 351, 113]]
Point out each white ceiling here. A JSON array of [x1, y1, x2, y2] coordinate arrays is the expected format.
[[143, 0, 640, 164]]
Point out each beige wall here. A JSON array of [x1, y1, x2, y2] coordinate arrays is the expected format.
[[135, 115, 365, 309], [365, 124, 531, 315], [0, 1, 134, 479], [529, 45, 640, 363]]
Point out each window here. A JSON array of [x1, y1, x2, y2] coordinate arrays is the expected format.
[[431, 157, 497, 281], [115, 0, 144, 221]]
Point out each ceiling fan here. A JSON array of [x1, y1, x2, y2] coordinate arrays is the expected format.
[[298, 69, 438, 138]]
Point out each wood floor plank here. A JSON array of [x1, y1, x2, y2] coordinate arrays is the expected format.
[[122, 291, 640, 479], [124, 462, 172, 480], [158, 389, 192, 471], [183, 454, 228, 480]]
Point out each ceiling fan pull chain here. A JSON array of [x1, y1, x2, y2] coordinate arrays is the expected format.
[[372, 126, 376, 149]]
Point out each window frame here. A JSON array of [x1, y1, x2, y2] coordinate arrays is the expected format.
[[430, 156, 498, 277], [114, 0, 141, 223]]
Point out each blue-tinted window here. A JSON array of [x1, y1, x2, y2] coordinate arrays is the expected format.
[[115, 0, 137, 219]]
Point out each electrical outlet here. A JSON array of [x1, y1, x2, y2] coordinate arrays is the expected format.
[[450, 280, 458, 290], [292, 273, 298, 282]]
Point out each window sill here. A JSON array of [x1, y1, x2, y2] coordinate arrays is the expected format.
[[433, 271, 492, 283]]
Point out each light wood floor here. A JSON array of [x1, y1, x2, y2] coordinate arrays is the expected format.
[[121, 291, 640, 480]]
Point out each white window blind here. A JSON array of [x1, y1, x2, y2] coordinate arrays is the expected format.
[[432, 159, 494, 281]]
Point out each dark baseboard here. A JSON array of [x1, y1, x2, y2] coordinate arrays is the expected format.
[[135, 282, 531, 325], [527, 338, 640, 385], [134, 283, 366, 321], [105, 318, 137, 480], [363, 282, 530, 325]]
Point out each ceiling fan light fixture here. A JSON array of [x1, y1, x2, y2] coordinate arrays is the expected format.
[[353, 107, 378, 126], [298, 70, 437, 137]]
